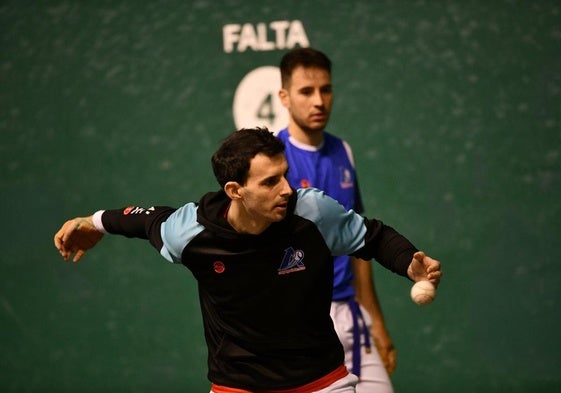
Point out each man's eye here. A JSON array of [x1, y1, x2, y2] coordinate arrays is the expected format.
[[263, 178, 279, 187]]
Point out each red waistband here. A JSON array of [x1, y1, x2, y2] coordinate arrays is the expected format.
[[211, 364, 348, 393]]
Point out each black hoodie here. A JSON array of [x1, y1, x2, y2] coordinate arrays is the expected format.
[[98, 187, 417, 390]]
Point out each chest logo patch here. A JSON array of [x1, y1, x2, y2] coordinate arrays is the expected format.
[[339, 166, 354, 189], [213, 261, 226, 274], [278, 247, 306, 275]]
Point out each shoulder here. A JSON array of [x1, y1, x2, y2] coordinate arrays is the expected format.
[[323, 131, 346, 145], [275, 128, 289, 139], [161, 202, 204, 258], [294, 188, 367, 256], [170, 202, 197, 219], [324, 131, 355, 165], [162, 202, 203, 241], [295, 188, 346, 219], [295, 186, 329, 205]]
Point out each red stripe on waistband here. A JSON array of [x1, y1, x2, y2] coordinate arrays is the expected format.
[[211, 364, 348, 393]]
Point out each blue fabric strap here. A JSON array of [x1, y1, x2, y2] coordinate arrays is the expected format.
[[348, 297, 372, 377]]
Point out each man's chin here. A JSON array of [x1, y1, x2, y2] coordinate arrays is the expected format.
[[272, 209, 288, 221], [303, 124, 326, 133]]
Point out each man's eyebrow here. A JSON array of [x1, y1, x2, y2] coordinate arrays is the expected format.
[[259, 168, 289, 185], [298, 83, 332, 92], [259, 174, 280, 183]]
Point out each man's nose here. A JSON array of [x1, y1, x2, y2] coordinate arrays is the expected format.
[[312, 90, 324, 106], [280, 177, 293, 196]]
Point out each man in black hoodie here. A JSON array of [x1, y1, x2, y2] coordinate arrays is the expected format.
[[54, 127, 442, 393]]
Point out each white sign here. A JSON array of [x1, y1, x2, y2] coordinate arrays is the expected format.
[[223, 20, 309, 53], [232, 66, 288, 132]]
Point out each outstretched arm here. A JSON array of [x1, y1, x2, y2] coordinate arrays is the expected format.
[[353, 257, 396, 375], [54, 216, 104, 263]]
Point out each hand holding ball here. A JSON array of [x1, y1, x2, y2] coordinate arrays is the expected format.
[[410, 280, 436, 305]]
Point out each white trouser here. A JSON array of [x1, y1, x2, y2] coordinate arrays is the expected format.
[[330, 301, 394, 393]]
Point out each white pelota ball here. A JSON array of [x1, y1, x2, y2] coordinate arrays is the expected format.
[[410, 280, 436, 305]]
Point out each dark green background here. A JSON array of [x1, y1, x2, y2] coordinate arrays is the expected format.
[[1, 1, 560, 392]]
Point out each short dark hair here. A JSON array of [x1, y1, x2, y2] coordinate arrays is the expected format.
[[280, 47, 332, 88], [211, 127, 286, 187]]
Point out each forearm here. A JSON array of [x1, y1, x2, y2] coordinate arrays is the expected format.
[[94, 208, 151, 239], [93, 206, 175, 240], [353, 219, 418, 277]]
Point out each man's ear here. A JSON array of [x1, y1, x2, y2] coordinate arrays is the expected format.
[[224, 181, 243, 200], [279, 88, 290, 109]]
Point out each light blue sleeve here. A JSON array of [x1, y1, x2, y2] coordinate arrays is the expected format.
[[159, 203, 205, 263], [294, 188, 367, 256]]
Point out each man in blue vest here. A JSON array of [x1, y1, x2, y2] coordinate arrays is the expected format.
[[277, 47, 396, 392]]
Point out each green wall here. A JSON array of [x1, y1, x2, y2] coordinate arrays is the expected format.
[[1, 1, 560, 391]]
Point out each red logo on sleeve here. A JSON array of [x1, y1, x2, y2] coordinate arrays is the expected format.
[[123, 206, 135, 215]]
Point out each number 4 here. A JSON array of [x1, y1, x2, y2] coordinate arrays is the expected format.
[[257, 93, 275, 125]]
